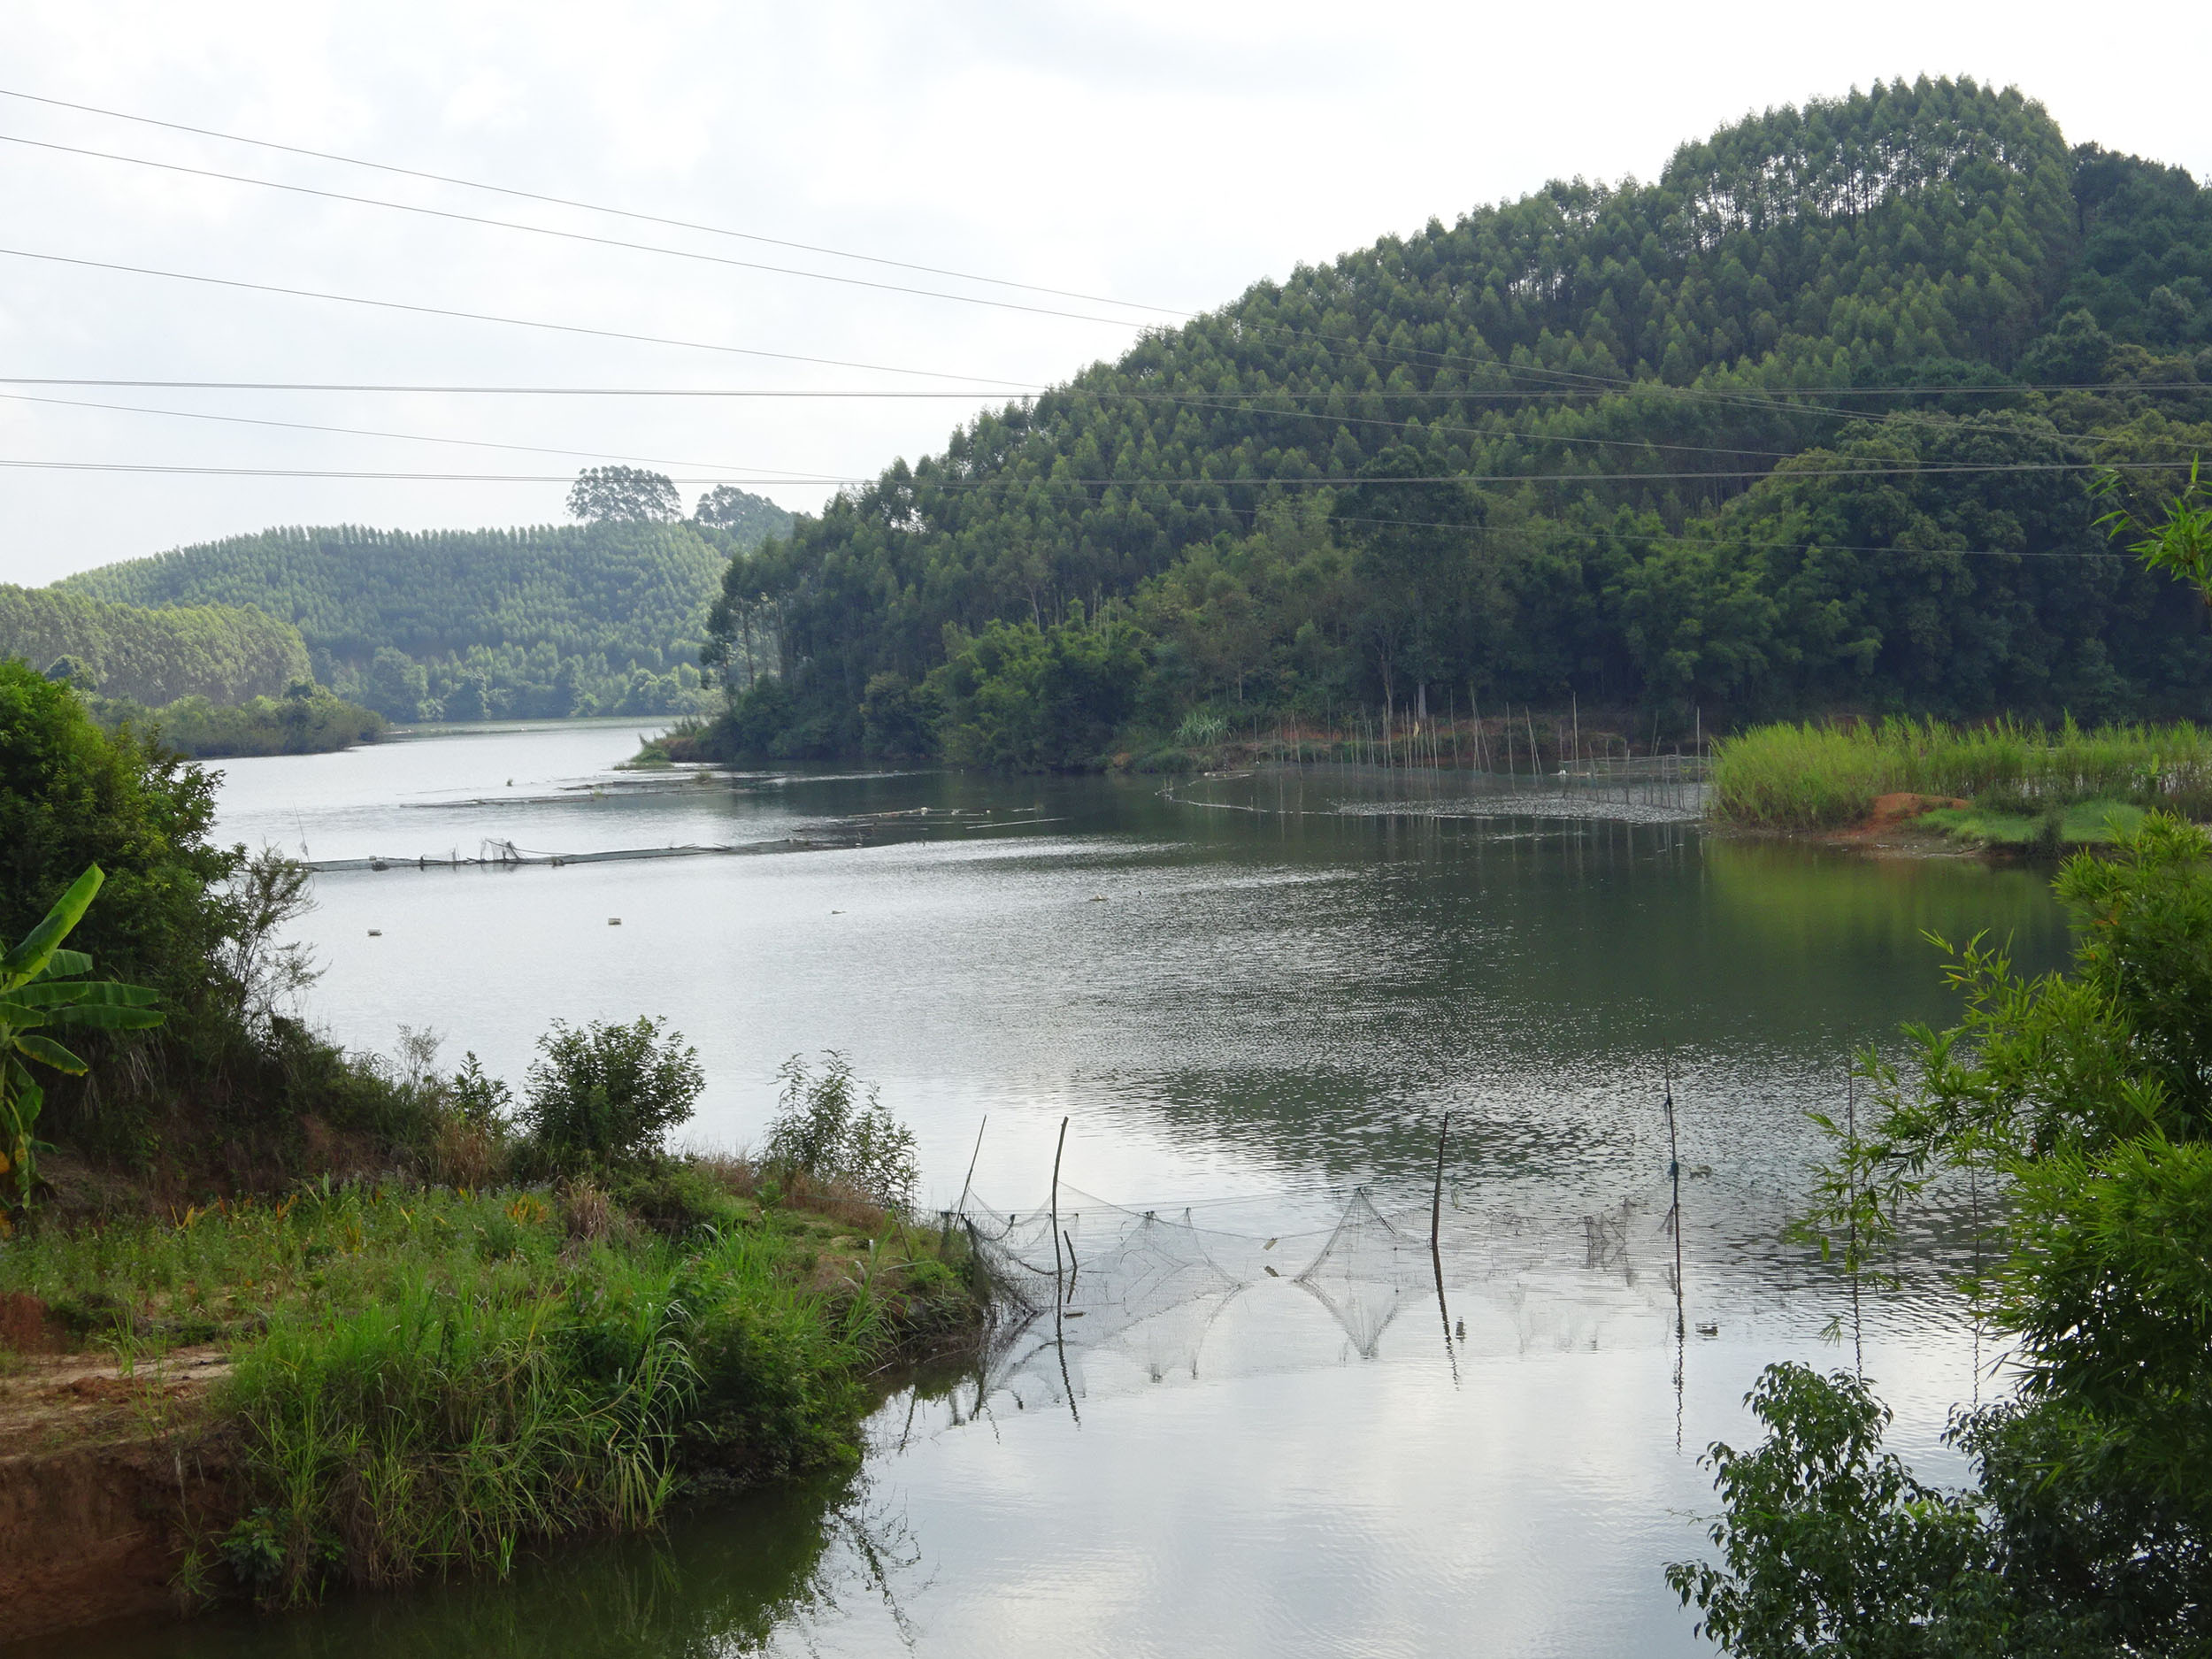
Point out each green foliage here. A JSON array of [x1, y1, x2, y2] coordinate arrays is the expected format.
[[1687, 817, 2212, 1652], [567, 465, 683, 525], [0, 585, 311, 705], [1709, 717, 2212, 831], [0, 865, 164, 1211], [762, 1053, 918, 1213], [2101, 457, 2212, 611], [694, 484, 793, 541], [0, 660, 237, 997], [84, 684, 385, 757], [692, 80, 2212, 763], [58, 513, 785, 722], [521, 1018, 705, 1170], [1667, 1364, 2001, 1657], [928, 613, 1148, 771]]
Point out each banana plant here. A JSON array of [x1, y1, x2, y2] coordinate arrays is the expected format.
[[0, 866, 165, 1213]]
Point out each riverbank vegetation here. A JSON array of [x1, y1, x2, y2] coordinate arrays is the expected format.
[[1707, 717, 2212, 834], [1674, 813, 2212, 1653], [84, 684, 386, 757], [676, 81, 2212, 770]]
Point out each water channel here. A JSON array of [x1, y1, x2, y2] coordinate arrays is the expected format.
[[36, 720, 2073, 1658]]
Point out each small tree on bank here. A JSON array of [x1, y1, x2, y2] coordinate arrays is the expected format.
[[522, 1016, 703, 1169], [763, 1052, 918, 1212]]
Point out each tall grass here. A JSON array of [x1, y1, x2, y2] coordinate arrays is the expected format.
[[0, 1173, 974, 1603], [1709, 718, 2212, 832]]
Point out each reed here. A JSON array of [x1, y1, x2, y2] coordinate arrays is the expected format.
[[1708, 718, 2212, 832]]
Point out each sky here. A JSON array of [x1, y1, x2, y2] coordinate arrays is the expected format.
[[2, 0, 2207, 583]]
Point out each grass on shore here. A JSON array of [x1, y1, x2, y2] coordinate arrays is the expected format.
[[0, 1162, 976, 1606], [1708, 718, 2212, 833]]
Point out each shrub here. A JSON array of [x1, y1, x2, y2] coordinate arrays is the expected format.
[[762, 1052, 918, 1213], [522, 1018, 703, 1170]]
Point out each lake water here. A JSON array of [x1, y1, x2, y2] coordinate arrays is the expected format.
[[40, 721, 2072, 1658]]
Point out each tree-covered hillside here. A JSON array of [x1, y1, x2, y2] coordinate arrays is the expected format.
[[702, 78, 2212, 764], [0, 585, 311, 705], [62, 495, 792, 721]]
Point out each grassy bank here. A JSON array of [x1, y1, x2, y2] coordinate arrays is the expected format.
[[1708, 718, 2212, 834], [0, 1162, 977, 1608]]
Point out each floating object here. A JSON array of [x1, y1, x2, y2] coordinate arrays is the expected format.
[[608, 918, 621, 926], [367, 929, 382, 937]]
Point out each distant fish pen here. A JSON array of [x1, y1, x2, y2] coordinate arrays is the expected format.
[[302, 835, 860, 873]]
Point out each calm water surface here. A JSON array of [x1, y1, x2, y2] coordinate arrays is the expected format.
[[41, 721, 2071, 1658]]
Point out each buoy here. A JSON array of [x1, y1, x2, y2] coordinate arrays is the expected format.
[[608, 918, 621, 926]]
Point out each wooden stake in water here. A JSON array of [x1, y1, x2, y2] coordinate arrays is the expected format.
[[1663, 1054, 1684, 1331], [1049, 1115, 1069, 1333], [1431, 1111, 1451, 1251], [956, 1113, 988, 1219]]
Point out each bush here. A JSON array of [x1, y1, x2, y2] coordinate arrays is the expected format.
[[762, 1052, 918, 1212], [522, 1018, 703, 1170]]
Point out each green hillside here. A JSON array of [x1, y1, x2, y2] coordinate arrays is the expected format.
[[0, 584, 311, 705], [699, 77, 2212, 764], [62, 496, 792, 720]]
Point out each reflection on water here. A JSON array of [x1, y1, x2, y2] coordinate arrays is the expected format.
[[52, 725, 2074, 1657]]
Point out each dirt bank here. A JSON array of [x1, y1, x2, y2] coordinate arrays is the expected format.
[[0, 1305, 239, 1642]]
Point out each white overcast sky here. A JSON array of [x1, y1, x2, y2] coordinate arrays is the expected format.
[[2, 0, 2206, 583]]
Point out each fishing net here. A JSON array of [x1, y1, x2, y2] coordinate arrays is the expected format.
[[956, 1174, 1704, 1412]]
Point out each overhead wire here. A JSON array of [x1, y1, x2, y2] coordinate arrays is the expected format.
[[0, 85, 1185, 315], [0, 131, 1162, 330], [0, 246, 1043, 389]]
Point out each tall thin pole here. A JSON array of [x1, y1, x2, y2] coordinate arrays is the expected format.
[[1847, 1070, 1863, 1378], [1431, 1111, 1450, 1251], [956, 1113, 988, 1218], [1663, 1053, 1684, 1326], [1049, 1115, 1069, 1332]]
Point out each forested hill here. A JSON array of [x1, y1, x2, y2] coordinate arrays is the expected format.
[[0, 585, 310, 705], [62, 502, 790, 720], [706, 77, 2212, 764]]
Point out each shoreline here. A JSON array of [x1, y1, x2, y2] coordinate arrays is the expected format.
[[0, 1176, 987, 1645]]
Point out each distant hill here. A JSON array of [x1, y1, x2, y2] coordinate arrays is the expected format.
[[0, 585, 310, 705], [61, 494, 793, 719], [696, 77, 2212, 764]]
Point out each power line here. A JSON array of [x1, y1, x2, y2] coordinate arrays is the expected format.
[[0, 389, 844, 480], [0, 85, 1187, 317], [11, 88, 2204, 428], [6, 376, 2202, 399], [0, 131, 1160, 331], [1, 456, 2192, 488], [0, 246, 1044, 389]]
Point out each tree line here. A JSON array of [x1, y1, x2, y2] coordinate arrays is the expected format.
[[58, 486, 793, 722], [0, 584, 311, 707]]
